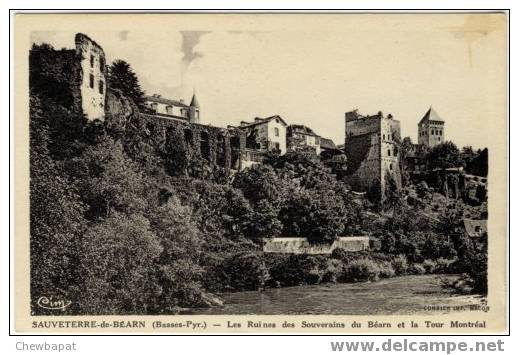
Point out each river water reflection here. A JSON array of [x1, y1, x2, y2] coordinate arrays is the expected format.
[[187, 275, 485, 315]]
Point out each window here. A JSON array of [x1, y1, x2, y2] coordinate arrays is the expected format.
[[387, 149, 391, 156], [99, 80, 104, 94], [383, 134, 385, 140], [184, 129, 193, 146], [230, 136, 241, 169], [275, 142, 280, 151], [100, 57, 105, 72], [274, 127, 279, 137], [90, 55, 94, 68], [200, 132, 210, 160], [89, 74, 94, 88], [439, 130, 442, 136], [166, 106, 173, 115], [389, 163, 393, 171], [217, 134, 226, 167]]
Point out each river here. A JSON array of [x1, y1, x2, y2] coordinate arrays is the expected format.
[[186, 275, 485, 315]]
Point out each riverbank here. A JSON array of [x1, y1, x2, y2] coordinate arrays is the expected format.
[[185, 275, 486, 315]]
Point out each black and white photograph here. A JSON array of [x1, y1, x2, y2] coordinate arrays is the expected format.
[[13, 11, 508, 333]]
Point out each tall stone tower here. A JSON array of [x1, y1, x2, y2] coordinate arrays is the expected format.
[[417, 106, 445, 148], [344, 110, 401, 198], [188, 92, 200, 123], [75, 33, 107, 121]]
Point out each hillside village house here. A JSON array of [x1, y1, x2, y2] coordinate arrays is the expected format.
[[286, 124, 321, 154], [239, 115, 288, 155], [144, 93, 200, 123]]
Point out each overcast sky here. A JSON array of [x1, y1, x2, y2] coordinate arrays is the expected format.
[[31, 13, 506, 149]]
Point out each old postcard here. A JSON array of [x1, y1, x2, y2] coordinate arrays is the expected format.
[[13, 12, 508, 333]]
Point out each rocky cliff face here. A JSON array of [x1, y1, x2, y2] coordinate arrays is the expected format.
[[105, 88, 138, 132]]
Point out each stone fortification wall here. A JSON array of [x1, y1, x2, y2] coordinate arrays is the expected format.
[[263, 237, 371, 254]]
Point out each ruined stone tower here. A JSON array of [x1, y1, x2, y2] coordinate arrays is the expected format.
[[74, 33, 107, 121], [344, 110, 402, 197]]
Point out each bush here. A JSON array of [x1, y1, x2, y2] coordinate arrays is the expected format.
[[321, 259, 344, 283], [407, 263, 426, 275], [279, 189, 347, 244], [331, 248, 369, 263], [435, 257, 456, 274], [378, 261, 395, 278], [391, 254, 408, 276], [344, 259, 381, 282], [223, 252, 270, 291], [267, 254, 328, 286], [422, 259, 437, 274]]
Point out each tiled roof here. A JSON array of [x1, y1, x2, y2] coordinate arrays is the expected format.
[[288, 124, 319, 136], [320, 137, 337, 150], [190, 93, 200, 107], [240, 115, 288, 128], [419, 106, 444, 124], [145, 95, 188, 108]]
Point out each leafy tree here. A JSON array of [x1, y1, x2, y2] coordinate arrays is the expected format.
[[70, 136, 148, 219], [398, 136, 414, 186], [422, 234, 457, 260], [107, 60, 146, 109], [454, 233, 488, 294], [383, 174, 403, 214], [79, 213, 163, 314], [267, 150, 335, 189], [279, 189, 348, 244], [425, 141, 462, 170], [366, 179, 382, 206], [435, 201, 465, 237], [30, 147, 87, 314], [460, 146, 477, 166], [232, 165, 285, 206], [466, 148, 488, 177], [30, 94, 89, 162], [223, 252, 270, 291], [148, 198, 206, 312], [172, 180, 252, 246], [30, 95, 87, 314], [240, 200, 283, 243]]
